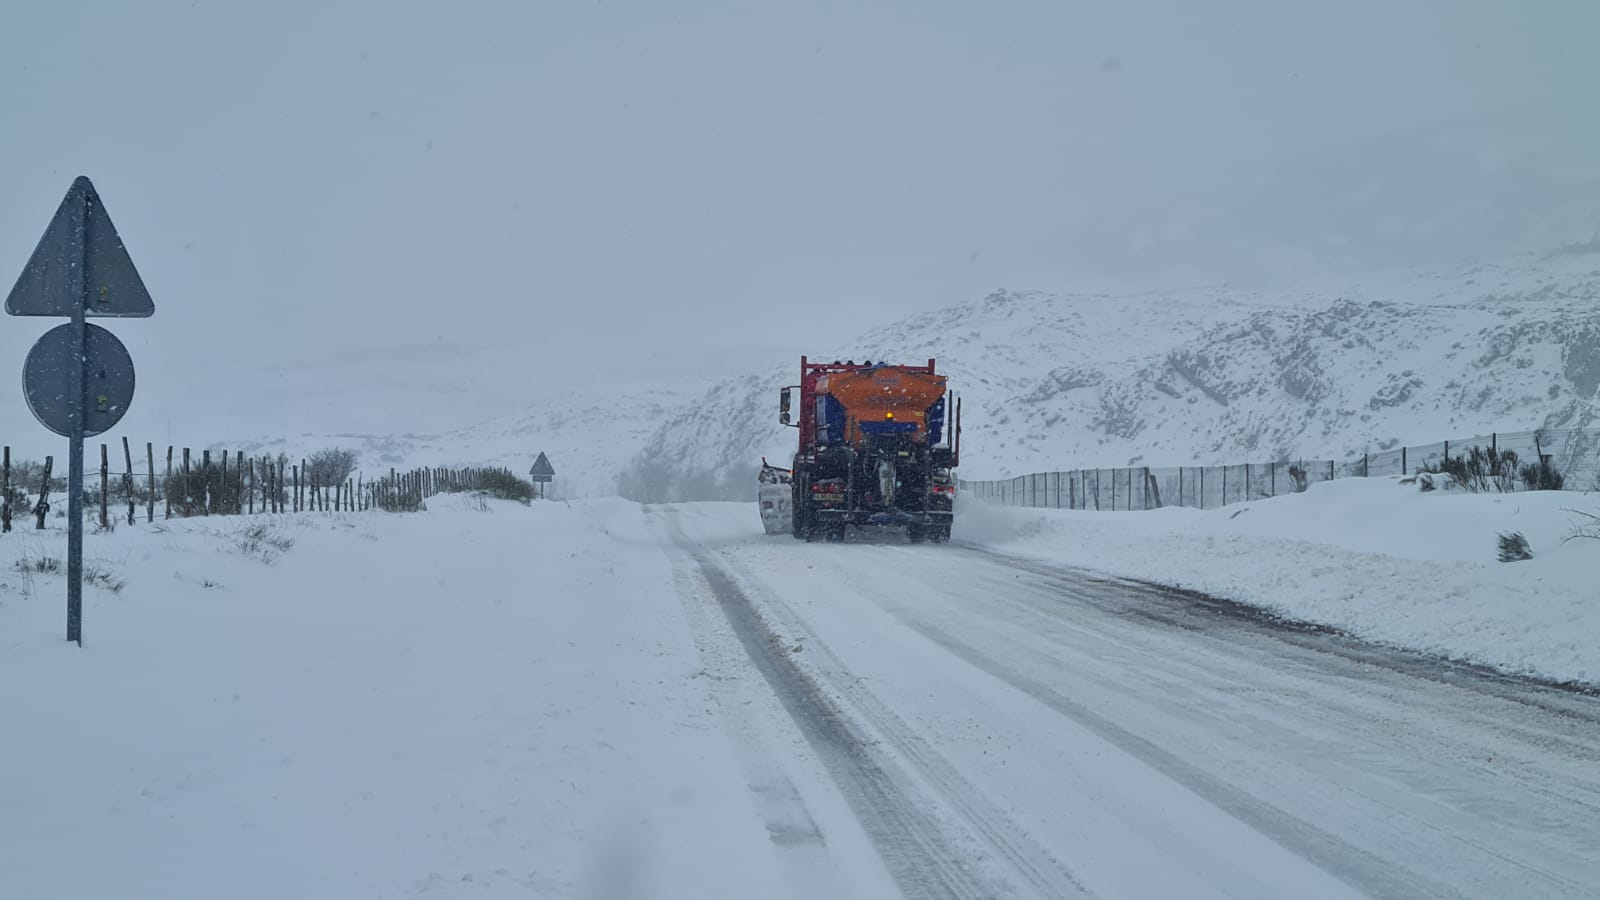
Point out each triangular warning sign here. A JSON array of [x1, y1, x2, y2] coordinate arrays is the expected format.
[[529, 452, 556, 478], [6, 176, 156, 318]]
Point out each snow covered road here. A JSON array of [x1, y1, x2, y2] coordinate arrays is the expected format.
[[659, 502, 1600, 900], [4, 498, 1596, 899]]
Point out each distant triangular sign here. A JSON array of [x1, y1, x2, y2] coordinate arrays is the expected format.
[[529, 452, 555, 478], [6, 176, 156, 318]]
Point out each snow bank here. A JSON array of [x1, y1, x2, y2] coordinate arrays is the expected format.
[[957, 477, 1600, 688], [0, 499, 781, 899]]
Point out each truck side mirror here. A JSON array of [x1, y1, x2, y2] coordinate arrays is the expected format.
[[779, 387, 792, 426]]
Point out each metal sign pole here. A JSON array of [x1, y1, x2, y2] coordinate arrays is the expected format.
[[66, 197, 88, 646]]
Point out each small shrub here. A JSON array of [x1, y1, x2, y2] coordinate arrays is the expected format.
[[85, 566, 127, 593], [1287, 464, 1309, 493], [1497, 531, 1533, 562], [474, 468, 535, 503], [1422, 445, 1521, 494], [16, 555, 62, 574], [306, 448, 358, 489], [234, 521, 297, 563], [1520, 457, 1565, 491]]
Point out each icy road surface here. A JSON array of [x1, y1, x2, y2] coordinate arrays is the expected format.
[[657, 502, 1600, 900]]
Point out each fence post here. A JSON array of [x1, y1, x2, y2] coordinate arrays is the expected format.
[[1491, 433, 1497, 456], [1271, 462, 1276, 496], [1402, 446, 1407, 475], [1363, 453, 1368, 478], [1199, 467, 1205, 509], [98, 443, 109, 529], [1329, 460, 1335, 482], [1222, 466, 1227, 506], [35, 456, 53, 530], [146, 443, 155, 523], [1444, 440, 1449, 462], [122, 437, 135, 525], [2, 446, 10, 533]]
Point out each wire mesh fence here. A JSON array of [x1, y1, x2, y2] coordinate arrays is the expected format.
[[961, 428, 1600, 512], [961, 461, 1336, 511], [1340, 428, 1600, 493]]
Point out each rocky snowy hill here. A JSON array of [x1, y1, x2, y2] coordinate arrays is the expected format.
[[619, 255, 1600, 501]]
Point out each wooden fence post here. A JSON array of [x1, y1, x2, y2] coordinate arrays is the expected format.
[[99, 443, 109, 529], [36, 456, 53, 530], [202, 450, 213, 515], [182, 448, 192, 517], [146, 443, 155, 523], [122, 437, 135, 525], [2, 446, 10, 533]]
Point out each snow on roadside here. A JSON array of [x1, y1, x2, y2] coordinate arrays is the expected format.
[[956, 477, 1600, 689], [0, 498, 783, 900]]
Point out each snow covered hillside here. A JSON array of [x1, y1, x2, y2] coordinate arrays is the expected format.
[[622, 256, 1600, 500]]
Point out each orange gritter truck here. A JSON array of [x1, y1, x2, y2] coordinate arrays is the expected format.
[[773, 356, 961, 543]]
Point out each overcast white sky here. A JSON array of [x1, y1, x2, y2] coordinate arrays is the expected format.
[[1, 1, 1594, 405]]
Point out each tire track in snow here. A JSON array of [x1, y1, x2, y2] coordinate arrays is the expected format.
[[660, 537, 861, 900], [659, 512, 1044, 900], [675, 523, 1095, 899]]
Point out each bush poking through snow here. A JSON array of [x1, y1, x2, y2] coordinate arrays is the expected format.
[[84, 566, 127, 593], [15, 555, 62, 574], [1420, 445, 1521, 493], [1497, 531, 1533, 562], [1520, 456, 1565, 491], [450, 468, 534, 504], [306, 448, 359, 489], [1287, 464, 1309, 493], [234, 521, 297, 563]]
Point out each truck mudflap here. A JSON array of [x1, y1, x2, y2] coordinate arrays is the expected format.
[[812, 509, 952, 526]]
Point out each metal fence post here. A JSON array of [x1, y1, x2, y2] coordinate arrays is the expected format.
[[1402, 446, 1407, 475]]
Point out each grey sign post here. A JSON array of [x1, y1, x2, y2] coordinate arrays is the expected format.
[[5, 176, 155, 646], [529, 452, 555, 499]]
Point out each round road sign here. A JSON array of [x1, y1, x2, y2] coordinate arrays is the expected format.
[[23, 322, 136, 438]]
